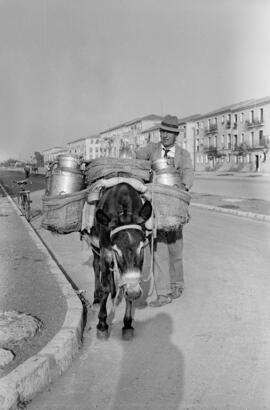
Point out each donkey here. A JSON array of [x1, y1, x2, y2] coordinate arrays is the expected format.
[[90, 182, 152, 340]]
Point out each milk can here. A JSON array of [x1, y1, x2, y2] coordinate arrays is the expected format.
[[151, 158, 182, 187], [46, 155, 85, 196]]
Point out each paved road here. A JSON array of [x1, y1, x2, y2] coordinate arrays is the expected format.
[[27, 207, 270, 410]]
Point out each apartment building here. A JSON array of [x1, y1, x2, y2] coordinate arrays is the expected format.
[[100, 114, 162, 157], [42, 146, 67, 164], [67, 134, 101, 161], [181, 97, 270, 172]]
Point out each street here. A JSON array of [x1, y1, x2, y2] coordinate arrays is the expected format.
[[26, 206, 270, 410]]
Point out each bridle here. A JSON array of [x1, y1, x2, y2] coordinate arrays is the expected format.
[[110, 224, 143, 239], [109, 223, 148, 287]]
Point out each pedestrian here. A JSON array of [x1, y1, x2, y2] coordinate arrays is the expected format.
[[136, 114, 194, 307], [24, 164, 30, 179]]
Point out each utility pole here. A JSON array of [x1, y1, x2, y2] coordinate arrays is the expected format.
[[193, 126, 196, 171]]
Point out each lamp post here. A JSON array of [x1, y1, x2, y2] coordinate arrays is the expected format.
[[193, 126, 196, 171]]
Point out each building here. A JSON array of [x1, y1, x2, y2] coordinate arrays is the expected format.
[[181, 97, 270, 172], [67, 134, 101, 161], [42, 146, 67, 164], [100, 114, 162, 157]]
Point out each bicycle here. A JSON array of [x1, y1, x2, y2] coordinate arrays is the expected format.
[[14, 179, 32, 222]]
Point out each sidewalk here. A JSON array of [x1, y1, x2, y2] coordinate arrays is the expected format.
[[0, 186, 83, 410], [191, 191, 270, 222], [195, 170, 270, 180]]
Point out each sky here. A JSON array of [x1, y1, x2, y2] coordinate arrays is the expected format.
[[1, 0, 270, 162]]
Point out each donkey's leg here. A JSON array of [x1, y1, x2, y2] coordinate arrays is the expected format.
[[122, 299, 134, 340], [96, 263, 111, 337], [93, 251, 102, 304]]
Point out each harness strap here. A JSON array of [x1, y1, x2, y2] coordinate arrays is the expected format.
[[110, 224, 142, 239]]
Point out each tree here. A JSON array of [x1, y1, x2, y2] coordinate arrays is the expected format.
[[204, 145, 223, 160], [34, 152, 44, 167], [237, 142, 250, 157]]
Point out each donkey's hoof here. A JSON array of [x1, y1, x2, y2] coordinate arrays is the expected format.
[[122, 327, 134, 341], [96, 328, 109, 339]]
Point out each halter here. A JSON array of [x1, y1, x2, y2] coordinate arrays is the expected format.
[[110, 224, 143, 239]]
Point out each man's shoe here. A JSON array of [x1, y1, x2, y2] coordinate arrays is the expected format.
[[168, 287, 183, 299], [149, 295, 172, 308]]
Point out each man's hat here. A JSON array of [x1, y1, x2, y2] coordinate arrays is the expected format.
[[159, 115, 180, 134]]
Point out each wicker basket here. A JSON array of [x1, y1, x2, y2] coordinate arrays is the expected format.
[[86, 157, 151, 185], [42, 189, 88, 234], [146, 183, 191, 231]]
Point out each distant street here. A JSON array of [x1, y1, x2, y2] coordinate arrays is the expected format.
[[27, 206, 270, 410], [193, 174, 270, 201]]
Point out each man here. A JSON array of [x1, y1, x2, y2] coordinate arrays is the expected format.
[[24, 164, 31, 179], [136, 114, 194, 307]]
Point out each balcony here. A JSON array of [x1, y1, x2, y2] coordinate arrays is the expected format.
[[245, 119, 264, 128], [226, 121, 231, 129], [205, 124, 218, 134]]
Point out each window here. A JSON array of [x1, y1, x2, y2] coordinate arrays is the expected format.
[[234, 134, 238, 148], [240, 112, 244, 122], [227, 134, 231, 149], [240, 133, 244, 143], [221, 115, 224, 124], [214, 136, 217, 147], [251, 131, 254, 147], [214, 117, 218, 126], [208, 137, 211, 147], [250, 110, 254, 123], [196, 138, 199, 152], [259, 130, 263, 145], [221, 134, 224, 145], [260, 108, 264, 122]]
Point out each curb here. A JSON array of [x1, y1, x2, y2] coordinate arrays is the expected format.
[[0, 184, 84, 410], [191, 202, 270, 223]]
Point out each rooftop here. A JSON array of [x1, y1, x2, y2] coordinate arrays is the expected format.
[[196, 96, 270, 119], [100, 114, 162, 134]]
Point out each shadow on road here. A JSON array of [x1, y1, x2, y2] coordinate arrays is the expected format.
[[111, 312, 184, 410]]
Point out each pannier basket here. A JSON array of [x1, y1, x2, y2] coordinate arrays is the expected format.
[[146, 183, 192, 231], [41, 189, 88, 234], [85, 157, 151, 185]]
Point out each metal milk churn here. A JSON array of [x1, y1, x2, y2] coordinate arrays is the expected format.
[[151, 158, 182, 187], [46, 155, 85, 196]]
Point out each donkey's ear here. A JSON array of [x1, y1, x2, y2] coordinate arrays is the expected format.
[[96, 209, 111, 226], [138, 200, 152, 223]]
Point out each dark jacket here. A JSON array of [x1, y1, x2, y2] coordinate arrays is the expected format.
[[136, 142, 194, 190]]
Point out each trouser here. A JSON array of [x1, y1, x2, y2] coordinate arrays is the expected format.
[[153, 229, 184, 296]]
